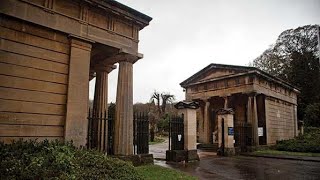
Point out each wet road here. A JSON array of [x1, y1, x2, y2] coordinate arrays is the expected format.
[[156, 155, 320, 180], [149, 137, 168, 159], [150, 139, 320, 179]]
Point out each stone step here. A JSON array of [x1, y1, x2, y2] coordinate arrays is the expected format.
[[197, 143, 219, 151]]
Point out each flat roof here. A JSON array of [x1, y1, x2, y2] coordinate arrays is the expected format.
[[109, 0, 152, 22]]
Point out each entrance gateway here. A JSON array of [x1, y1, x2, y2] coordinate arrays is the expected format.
[[166, 101, 200, 162], [0, 0, 152, 159], [180, 63, 300, 153]]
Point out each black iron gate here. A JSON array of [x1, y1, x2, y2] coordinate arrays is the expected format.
[[87, 107, 149, 155], [133, 112, 149, 154], [87, 108, 114, 155], [168, 114, 184, 150], [234, 121, 252, 151]]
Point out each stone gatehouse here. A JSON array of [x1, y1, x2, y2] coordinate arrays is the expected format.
[[180, 63, 299, 148], [0, 0, 151, 156]]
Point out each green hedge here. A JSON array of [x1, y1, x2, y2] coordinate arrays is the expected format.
[[276, 128, 320, 153], [0, 140, 143, 180]]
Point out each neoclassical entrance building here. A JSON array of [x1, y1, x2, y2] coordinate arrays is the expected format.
[[180, 64, 299, 149], [0, 0, 151, 156]]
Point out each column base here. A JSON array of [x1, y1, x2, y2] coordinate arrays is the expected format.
[[113, 154, 154, 166], [217, 147, 235, 156], [166, 150, 199, 162]]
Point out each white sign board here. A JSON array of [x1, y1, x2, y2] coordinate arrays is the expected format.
[[258, 127, 263, 136]]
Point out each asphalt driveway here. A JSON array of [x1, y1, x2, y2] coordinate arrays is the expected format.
[[150, 140, 320, 180]]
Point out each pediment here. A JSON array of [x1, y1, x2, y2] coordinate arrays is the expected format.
[[181, 64, 254, 87], [196, 68, 239, 82]]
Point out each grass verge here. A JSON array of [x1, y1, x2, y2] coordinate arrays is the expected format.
[[253, 150, 320, 157], [136, 165, 197, 180]]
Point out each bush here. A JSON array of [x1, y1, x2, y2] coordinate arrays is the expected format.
[[157, 117, 169, 133], [0, 140, 143, 180], [276, 128, 320, 153]]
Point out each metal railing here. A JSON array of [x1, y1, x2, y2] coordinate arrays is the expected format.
[[87, 108, 114, 155], [133, 112, 149, 154], [168, 114, 184, 151]]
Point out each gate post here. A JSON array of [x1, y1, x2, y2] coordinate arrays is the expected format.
[[217, 108, 235, 156], [174, 101, 200, 162]]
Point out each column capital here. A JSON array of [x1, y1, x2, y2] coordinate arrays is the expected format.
[[219, 94, 231, 98], [246, 91, 258, 97], [93, 64, 117, 73], [103, 51, 143, 64], [118, 52, 143, 63]]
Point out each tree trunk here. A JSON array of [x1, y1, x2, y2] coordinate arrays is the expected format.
[[150, 127, 155, 142]]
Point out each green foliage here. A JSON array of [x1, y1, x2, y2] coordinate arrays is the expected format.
[[253, 25, 320, 124], [157, 116, 169, 132], [276, 128, 320, 153], [108, 102, 116, 115], [288, 52, 320, 121], [0, 140, 143, 180], [304, 103, 320, 127], [75, 150, 142, 180]]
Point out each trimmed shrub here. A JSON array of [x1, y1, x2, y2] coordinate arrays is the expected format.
[[276, 128, 320, 153], [0, 140, 143, 180]]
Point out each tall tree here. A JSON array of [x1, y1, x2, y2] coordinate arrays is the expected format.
[[253, 25, 320, 126], [253, 25, 319, 81]]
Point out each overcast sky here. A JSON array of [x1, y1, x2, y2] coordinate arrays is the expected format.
[[89, 0, 320, 103]]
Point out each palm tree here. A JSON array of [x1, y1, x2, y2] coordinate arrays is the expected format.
[[149, 91, 175, 141], [150, 91, 161, 115], [161, 93, 175, 114]]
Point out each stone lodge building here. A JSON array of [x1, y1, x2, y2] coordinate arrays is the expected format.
[[180, 63, 299, 149], [0, 0, 151, 155]]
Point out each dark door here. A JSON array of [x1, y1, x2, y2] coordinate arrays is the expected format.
[[221, 118, 225, 154]]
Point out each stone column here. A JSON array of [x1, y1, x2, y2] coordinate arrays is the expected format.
[[217, 109, 235, 156], [197, 103, 205, 143], [92, 65, 115, 151], [203, 100, 210, 143], [223, 96, 229, 109], [179, 106, 199, 161], [252, 95, 259, 146], [65, 37, 92, 147], [114, 60, 134, 155], [247, 94, 259, 146], [247, 96, 252, 124]]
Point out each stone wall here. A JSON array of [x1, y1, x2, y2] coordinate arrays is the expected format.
[[265, 96, 296, 144], [0, 15, 69, 143]]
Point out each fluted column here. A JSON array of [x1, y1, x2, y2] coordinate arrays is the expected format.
[[223, 96, 228, 109], [114, 60, 134, 155], [247, 94, 259, 146], [198, 102, 205, 143], [252, 95, 259, 146], [203, 100, 210, 143], [92, 65, 115, 151]]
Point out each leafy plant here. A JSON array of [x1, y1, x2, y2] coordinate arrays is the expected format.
[[276, 128, 320, 153], [0, 140, 143, 180]]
